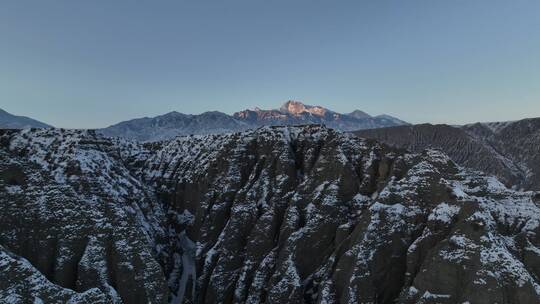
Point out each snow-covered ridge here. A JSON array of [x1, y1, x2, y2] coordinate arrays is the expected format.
[[1, 126, 540, 303]]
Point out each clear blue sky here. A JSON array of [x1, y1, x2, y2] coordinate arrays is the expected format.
[[1, 0, 539, 128]]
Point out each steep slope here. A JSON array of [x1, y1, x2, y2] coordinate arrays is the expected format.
[[463, 118, 540, 191], [354, 124, 524, 188], [99, 101, 408, 141], [2, 126, 540, 303], [354, 118, 540, 191], [0, 108, 52, 129]]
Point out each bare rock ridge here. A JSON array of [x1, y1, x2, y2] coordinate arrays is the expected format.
[[2, 126, 540, 303], [99, 101, 408, 141], [354, 117, 540, 191]]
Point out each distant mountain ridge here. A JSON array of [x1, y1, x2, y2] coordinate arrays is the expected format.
[[99, 111, 249, 142], [0, 108, 52, 129], [100, 100, 408, 141], [233, 100, 407, 130]]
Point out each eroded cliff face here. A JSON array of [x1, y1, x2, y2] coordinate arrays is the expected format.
[[1, 126, 540, 303], [355, 118, 540, 192], [0, 129, 168, 303]]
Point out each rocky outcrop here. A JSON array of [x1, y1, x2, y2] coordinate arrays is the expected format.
[[2, 126, 540, 303]]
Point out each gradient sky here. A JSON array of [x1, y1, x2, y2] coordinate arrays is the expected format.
[[1, 0, 539, 128]]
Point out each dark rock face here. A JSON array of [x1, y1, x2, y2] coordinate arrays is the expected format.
[[2, 126, 540, 303], [355, 118, 540, 191], [464, 119, 540, 191]]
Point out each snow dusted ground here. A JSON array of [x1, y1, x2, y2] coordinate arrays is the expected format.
[[1, 126, 540, 303]]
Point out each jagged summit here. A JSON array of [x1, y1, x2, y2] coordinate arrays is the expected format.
[[279, 100, 304, 113], [279, 100, 330, 116], [232, 100, 408, 133]]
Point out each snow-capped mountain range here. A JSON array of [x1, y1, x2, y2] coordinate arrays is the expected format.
[[99, 100, 408, 141]]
